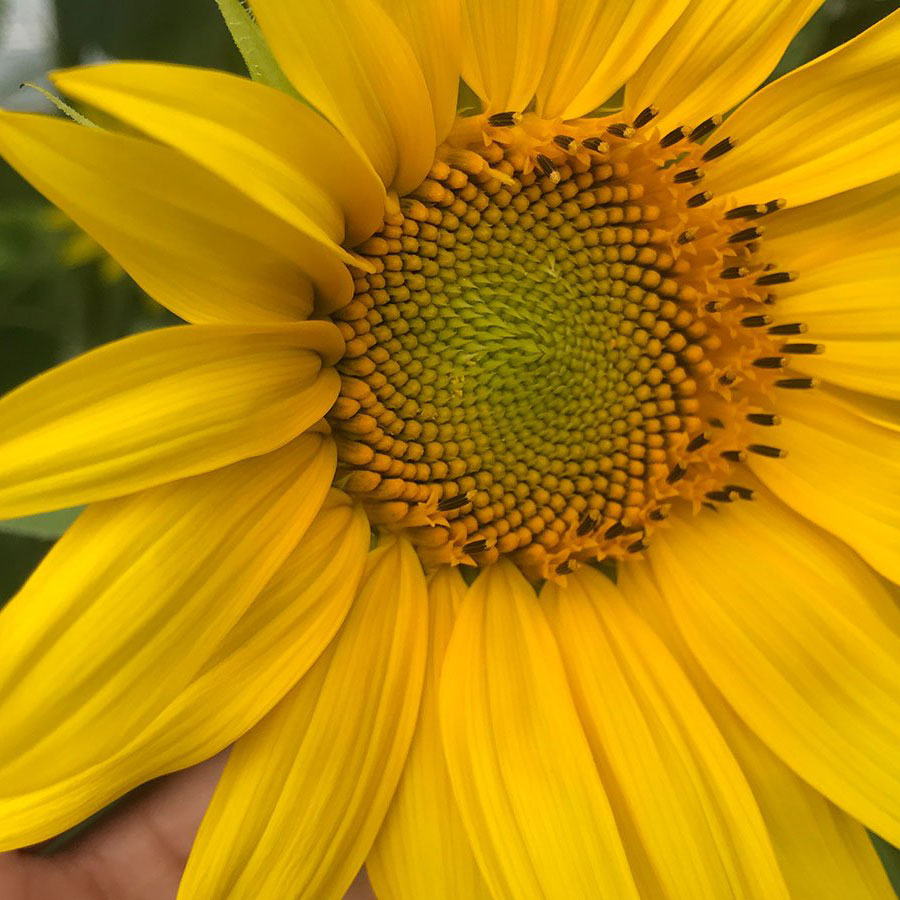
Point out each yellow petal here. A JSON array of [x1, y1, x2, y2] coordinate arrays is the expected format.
[[624, 0, 821, 133], [251, 0, 435, 195], [461, 0, 557, 113], [619, 563, 896, 900], [646, 488, 900, 846], [789, 340, 900, 400], [537, 0, 689, 120], [0, 491, 369, 851], [52, 63, 385, 249], [377, 0, 462, 144], [704, 8, 900, 207], [0, 111, 351, 322], [178, 537, 428, 900], [0, 434, 335, 849], [542, 567, 789, 900], [0, 322, 342, 519], [439, 561, 639, 900], [748, 390, 900, 584], [367, 567, 491, 900]]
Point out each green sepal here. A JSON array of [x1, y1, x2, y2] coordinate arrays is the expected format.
[[0, 507, 83, 540]]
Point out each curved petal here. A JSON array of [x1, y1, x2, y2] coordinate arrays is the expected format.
[[0, 322, 342, 519], [0, 112, 353, 321], [537, 0, 689, 120], [645, 489, 900, 847], [53, 63, 385, 249], [748, 390, 900, 584], [623, 0, 821, 133], [367, 567, 491, 900], [619, 563, 896, 900], [377, 0, 462, 144], [704, 8, 900, 207], [461, 0, 557, 113], [178, 538, 428, 900], [439, 561, 639, 900], [0, 433, 336, 850], [542, 567, 789, 900], [0, 491, 367, 851], [251, 0, 435, 195]]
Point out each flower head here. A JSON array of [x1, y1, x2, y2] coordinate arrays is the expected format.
[[1, 1, 900, 897]]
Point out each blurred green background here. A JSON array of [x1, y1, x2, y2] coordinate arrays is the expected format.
[[1, 0, 900, 885]]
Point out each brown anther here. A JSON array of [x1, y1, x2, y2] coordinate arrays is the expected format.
[[582, 136, 610, 153], [553, 134, 579, 152], [607, 123, 635, 138], [768, 322, 808, 335], [718, 372, 737, 385], [748, 444, 787, 459], [678, 229, 697, 244], [729, 226, 764, 243], [780, 342, 824, 355], [660, 126, 687, 148], [577, 510, 599, 536], [536, 153, 561, 183], [720, 266, 749, 279], [705, 490, 737, 503], [725, 203, 767, 220], [666, 463, 687, 484], [775, 377, 818, 389], [755, 271, 796, 286], [753, 356, 787, 369], [689, 115, 722, 141], [605, 521, 626, 539], [702, 136, 736, 161], [686, 432, 711, 452], [627, 539, 647, 553], [463, 538, 491, 555], [487, 111, 522, 127], [746, 412, 781, 426], [633, 106, 659, 129], [720, 450, 746, 462], [673, 167, 704, 184], [687, 191, 713, 208], [556, 560, 575, 575], [725, 484, 755, 500], [437, 490, 476, 511], [705, 300, 723, 313], [740, 314, 772, 327], [649, 506, 669, 521], [763, 199, 786, 214]]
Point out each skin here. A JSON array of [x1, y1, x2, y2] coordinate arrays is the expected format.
[[0, 754, 375, 899]]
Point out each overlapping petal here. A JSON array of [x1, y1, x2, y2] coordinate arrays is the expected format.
[[440, 561, 639, 899], [537, 0, 689, 120], [461, 0, 556, 113], [619, 564, 896, 900], [0, 112, 352, 320], [543, 567, 788, 899], [704, 8, 900, 206], [0, 322, 342, 519], [250, 0, 434, 195], [178, 538, 428, 900], [377, 0, 462, 143], [748, 390, 900, 584], [646, 490, 900, 847], [53, 63, 385, 249], [367, 568, 491, 900], [0, 434, 336, 849], [624, 0, 821, 132]]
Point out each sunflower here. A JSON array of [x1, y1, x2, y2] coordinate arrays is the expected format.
[[1, 0, 900, 896]]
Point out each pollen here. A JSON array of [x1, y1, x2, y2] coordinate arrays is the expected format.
[[327, 109, 814, 581]]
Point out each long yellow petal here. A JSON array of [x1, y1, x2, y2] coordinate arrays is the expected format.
[[439, 561, 639, 900], [0, 111, 351, 322], [645, 489, 900, 846], [748, 390, 900, 584], [251, 0, 435, 195], [623, 0, 821, 133], [367, 567, 491, 900], [377, 0, 462, 144], [461, 0, 557, 113], [52, 63, 385, 249], [0, 490, 369, 850], [0, 322, 342, 519], [537, 0, 689, 120], [704, 8, 900, 207], [619, 563, 896, 900], [543, 567, 789, 900], [0, 433, 335, 849], [178, 537, 428, 900]]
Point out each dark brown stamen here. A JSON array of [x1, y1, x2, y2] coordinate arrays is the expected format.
[[753, 356, 787, 369], [720, 266, 749, 279], [747, 412, 781, 426], [535, 153, 560, 182], [633, 105, 659, 129], [740, 314, 772, 327], [687, 190, 713, 207], [725, 484, 755, 500], [687, 432, 711, 452], [767, 322, 807, 335], [701, 137, 736, 161], [627, 539, 647, 553], [729, 226, 764, 243], [607, 123, 635, 138], [660, 126, 686, 148], [705, 489, 737, 503], [690, 115, 722, 141], [720, 450, 746, 462], [678, 229, 697, 244], [582, 136, 610, 153], [724, 203, 767, 220], [666, 463, 687, 484], [673, 167, 704, 184], [553, 134, 578, 152], [463, 539, 489, 555], [780, 342, 824, 355], [605, 521, 626, 539], [487, 111, 521, 127], [775, 377, 817, 389], [755, 271, 796, 286], [718, 372, 736, 385], [577, 511, 599, 536], [748, 444, 787, 459], [437, 490, 475, 511]]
